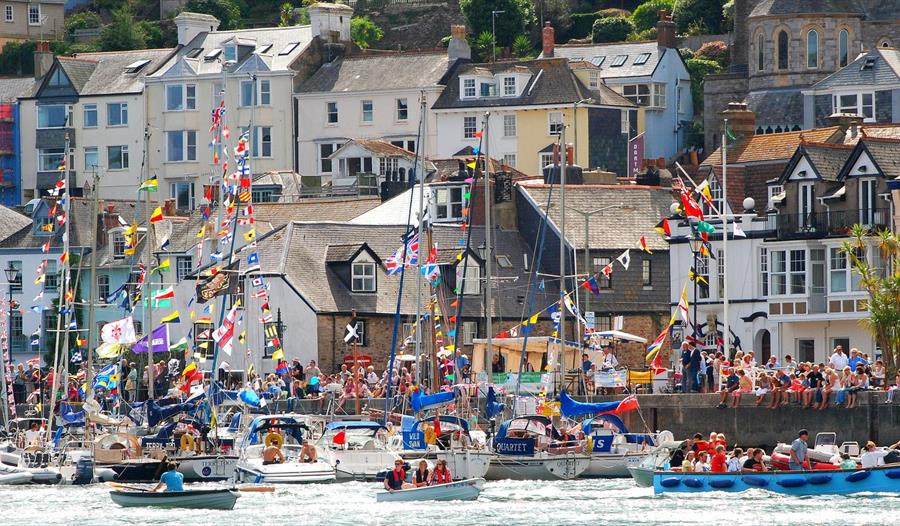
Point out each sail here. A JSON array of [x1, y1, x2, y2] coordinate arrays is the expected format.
[[411, 389, 455, 412], [558, 389, 637, 417], [486, 386, 505, 418]]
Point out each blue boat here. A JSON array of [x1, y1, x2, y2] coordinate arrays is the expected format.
[[653, 465, 900, 495]]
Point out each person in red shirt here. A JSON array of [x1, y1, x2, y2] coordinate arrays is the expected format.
[[710, 444, 727, 472]]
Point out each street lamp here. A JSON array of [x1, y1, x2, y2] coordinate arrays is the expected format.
[[1, 262, 18, 424], [688, 234, 703, 340], [491, 10, 505, 62]]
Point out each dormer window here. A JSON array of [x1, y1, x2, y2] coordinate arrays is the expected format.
[[224, 44, 237, 62], [34, 215, 54, 235], [110, 229, 126, 259], [434, 186, 465, 221], [502, 76, 516, 96], [459, 256, 481, 295], [480, 82, 496, 97], [462, 78, 475, 98], [351, 253, 376, 292]]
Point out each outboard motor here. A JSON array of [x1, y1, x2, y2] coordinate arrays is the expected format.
[[72, 456, 94, 485]]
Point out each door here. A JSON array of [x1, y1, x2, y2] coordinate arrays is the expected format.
[[859, 178, 877, 226], [798, 339, 815, 363], [810, 249, 826, 313], [799, 183, 815, 230]]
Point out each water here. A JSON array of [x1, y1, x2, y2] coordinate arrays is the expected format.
[[1, 479, 899, 525]]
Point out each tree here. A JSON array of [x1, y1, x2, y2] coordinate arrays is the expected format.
[[542, 0, 572, 40], [459, 0, 534, 48], [842, 225, 900, 372], [64, 11, 102, 40], [630, 0, 674, 33], [99, 4, 146, 52], [591, 16, 633, 44], [184, 0, 242, 31], [684, 57, 721, 111], [672, 0, 726, 34], [512, 34, 533, 58], [350, 16, 383, 50], [695, 40, 729, 68], [469, 31, 495, 62]]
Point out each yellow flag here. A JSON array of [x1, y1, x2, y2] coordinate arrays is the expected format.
[[155, 258, 171, 272], [197, 225, 206, 238], [529, 313, 538, 325], [244, 229, 256, 241], [271, 348, 284, 361]]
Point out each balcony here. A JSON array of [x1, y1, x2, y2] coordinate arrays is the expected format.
[[774, 208, 890, 240]]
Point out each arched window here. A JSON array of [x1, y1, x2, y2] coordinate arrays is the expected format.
[[777, 30, 789, 70], [807, 30, 818, 68], [839, 29, 849, 67], [757, 32, 764, 71]]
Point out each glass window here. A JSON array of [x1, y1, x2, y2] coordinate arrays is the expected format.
[[351, 257, 376, 292], [5, 5, 12, 22], [240, 80, 254, 106], [503, 76, 516, 96], [176, 256, 193, 280], [807, 30, 818, 68], [83, 104, 97, 128], [461, 258, 481, 295], [28, 4, 39, 25], [434, 186, 464, 221], [166, 131, 196, 162], [839, 29, 849, 68], [97, 274, 109, 299], [166, 84, 183, 111], [107, 102, 127, 126], [462, 321, 477, 345], [43, 260, 58, 292], [463, 78, 475, 98], [37, 104, 67, 128], [696, 254, 709, 299], [223, 44, 236, 62], [186, 84, 196, 109], [502, 153, 516, 168], [463, 116, 476, 139], [259, 80, 270, 105], [759, 248, 769, 297], [611, 54, 627, 67], [634, 52, 651, 65], [589, 71, 599, 89], [112, 232, 125, 257], [170, 182, 194, 210], [319, 143, 338, 174], [213, 81, 224, 107], [717, 249, 725, 295], [548, 112, 563, 135], [790, 249, 806, 294], [503, 114, 516, 137], [642, 259, 652, 286], [256, 126, 272, 157], [622, 84, 650, 106], [539, 152, 554, 168], [107, 145, 129, 170], [47, 68, 66, 87], [396, 98, 408, 121], [830, 247, 847, 293], [361, 100, 373, 122], [480, 82, 496, 97], [594, 256, 612, 289], [772, 250, 786, 295], [326, 102, 338, 124], [9, 260, 20, 293], [757, 33, 764, 71], [835, 93, 875, 121], [38, 148, 64, 171], [777, 30, 789, 70], [84, 147, 98, 171], [652, 83, 666, 108]]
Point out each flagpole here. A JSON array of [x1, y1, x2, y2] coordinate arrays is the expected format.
[[558, 127, 567, 380], [482, 111, 494, 381], [414, 92, 426, 385], [144, 129, 156, 400], [721, 119, 729, 360]]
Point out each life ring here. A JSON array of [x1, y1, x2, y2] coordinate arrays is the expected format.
[[424, 426, 437, 445], [265, 432, 284, 449], [179, 434, 195, 451]]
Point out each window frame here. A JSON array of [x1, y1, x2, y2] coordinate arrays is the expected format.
[[463, 115, 477, 139], [642, 259, 652, 287], [361, 99, 373, 123], [8, 260, 21, 293], [97, 273, 109, 299], [106, 102, 128, 127], [839, 29, 849, 68], [622, 84, 650, 106], [696, 254, 709, 299], [38, 148, 64, 171], [37, 104, 68, 129], [4, 5, 12, 23], [462, 320, 478, 345], [502, 153, 517, 168], [460, 256, 481, 295], [176, 256, 193, 280], [82, 103, 97, 128], [502, 76, 516, 97], [548, 111, 563, 135], [326, 101, 338, 124], [593, 256, 612, 289], [434, 186, 465, 221], [829, 247, 848, 293], [84, 146, 99, 172], [539, 152, 554, 169], [107, 145, 129, 170], [43, 260, 58, 292], [789, 249, 806, 295], [396, 98, 408, 121], [166, 130, 197, 163], [351, 254, 377, 293], [256, 126, 272, 158], [777, 30, 789, 70], [651, 83, 666, 108], [806, 29, 819, 69], [318, 142, 340, 175], [503, 114, 516, 138], [462, 78, 476, 98], [27, 3, 39, 25], [170, 181, 195, 210], [833, 92, 875, 122], [757, 32, 765, 71]]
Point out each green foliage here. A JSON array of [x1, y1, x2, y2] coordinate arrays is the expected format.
[[350, 16, 384, 49], [65, 11, 102, 39], [570, 13, 602, 39], [542, 0, 572, 40], [280, 3, 294, 26], [672, 0, 725, 34], [630, 0, 674, 33], [627, 27, 656, 42], [512, 34, 533, 58], [596, 8, 630, 18], [99, 3, 146, 51], [137, 20, 171, 49], [591, 16, 633, 44], [684, 56, 721, 112], [459, 0, 534, 48], [695, 40, 729, 68], [184, 0, 242, 30], [470, 30, 495, 62]]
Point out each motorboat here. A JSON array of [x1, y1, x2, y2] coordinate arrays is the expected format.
[[485, 415, 590, 481], [770, 432, 890, 469], [628, 440, 687, 487], [315, 421, 401, 481], [109, 488, 240, 510], [388, 415, 491, 481], [376, 477, 485, 502], [652, 465, 900, 495], [235, 414, 335, 484]]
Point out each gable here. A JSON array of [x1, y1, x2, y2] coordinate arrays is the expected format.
[[159, 57, 197, 79], [787, 155, 819, 182], [36, 64, 77, 99], [844, 148, 879, 178], [235, 54, 271, 74]]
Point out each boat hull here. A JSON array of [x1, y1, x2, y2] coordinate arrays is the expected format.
[[485, 454, 590, 481], [435, 451, 492, 481], [583, 452, 647, 478], [176, 455, 239, 482], [653, 465, 900, 495], [109, 488, 240, 510], [376, 478, 484, 502], [628, 466, 655, 487], [235, 459, 336, 484]]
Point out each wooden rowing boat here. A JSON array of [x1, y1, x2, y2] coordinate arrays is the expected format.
[[109, 488, 240, 510]]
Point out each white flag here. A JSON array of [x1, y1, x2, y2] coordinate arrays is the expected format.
[[213, 303, 240, 355], [616, 249, 631, 270], [733, 223, 747, 238], [100, 316, 137, 344]]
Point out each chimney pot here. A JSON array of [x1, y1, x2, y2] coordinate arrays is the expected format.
[[656, 10, 677, 49], [542, 22, 555, 57], [720, 101, 757, 142], [33, 41, 53, 80]]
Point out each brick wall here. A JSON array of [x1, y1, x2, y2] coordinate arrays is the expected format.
[[316, 313, 410, 373]]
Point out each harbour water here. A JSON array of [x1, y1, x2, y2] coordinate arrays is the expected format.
[[1, 479, 898, 525]]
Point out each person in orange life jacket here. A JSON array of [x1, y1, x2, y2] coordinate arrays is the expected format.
[[413, 460, 430, 488], [430, 459, 452, 485], [690, 433, 708, 453], [384, 459, 414, 492]]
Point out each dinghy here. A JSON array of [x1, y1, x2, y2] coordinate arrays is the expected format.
[[376, 477, 485, 502], [109, 488, 240, 510]]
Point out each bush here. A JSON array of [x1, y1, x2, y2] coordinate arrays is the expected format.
[[469, 30, 494, 61], [99, 4, 146, 51], [695, 40, 729, 67], [684, 57, 722, 112], [64, 11, 102, 39], [630, 0, 674, 33], [591, 16, 633, 43], [512, 34, 534, 58], [672, 0, 726, 34], [460, 0, 534, 48], [627, 27, 657, 42], [596, 8, 630, 18], [571, 12, 602, 39], [184, 0, 242, 31], [543, 0, 573, 40], [350, 16, 384, 49]]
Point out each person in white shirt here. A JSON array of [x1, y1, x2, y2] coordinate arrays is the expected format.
[[725, 447, 744, 472], [830, 346, 849, 371], [601, 347, 619, 369], [860, 441, 889, 468], [24, 422, 42, 446]]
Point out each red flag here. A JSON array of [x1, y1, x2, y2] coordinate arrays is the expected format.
[[650, 352, 666, 376], [681, 192, 704, 220], [433, 417, 441, 436], [333, 430, 346, 445], [608, 395, 640, 415], [639, 236, 652, 254]]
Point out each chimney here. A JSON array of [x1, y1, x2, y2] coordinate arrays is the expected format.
[[308, 2, 353, 43], [826, 112, 864, 138], [656, 10, 677, 49], [542, 22, 555, 57], [174, 12, 220, 47], [102, 203, 120, 231], [34, 41, 52, 80], [448, 24, 471, 61], [164, 198, 176, 217], [720, 102, 756, 141]]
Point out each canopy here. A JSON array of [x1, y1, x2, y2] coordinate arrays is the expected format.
[[581, 414, 629, 435], [589, 330, 647, 344], [411, 415, 470, 433], [486, 386, 505, 419], [471, 336, 583, 373], [324, 420, 385, 431], [410, 389, 455, 413], [558, 389, 625, 417]]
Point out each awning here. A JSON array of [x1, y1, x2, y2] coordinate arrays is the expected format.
[[589, 330, 648, 344]]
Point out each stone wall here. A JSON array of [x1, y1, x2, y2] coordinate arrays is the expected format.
[[702, 74, 749, 155]]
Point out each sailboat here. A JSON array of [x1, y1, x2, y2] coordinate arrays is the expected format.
[[315, 421, 400, 481]]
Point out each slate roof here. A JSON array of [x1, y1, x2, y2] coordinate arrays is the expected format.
[[746, 88, 804, 130], [551, 41, 661, 80], [801, 142, 854, 181], [331, 139, 418, 161], [517, 181, 673, 251], [72, 48, 175, 95], [704, 127, 841, 165], [252, 171, 304, 199], [749, 0, 864, 17], [149, 26, 313, 78], [298, 53, 452, 93], [858, 138, 900, 179], [0, 206, 31, 243], [0, 77, 36, 102], [432, 58, 634, 110], [809, 48, 900, 91], [56, 58, 96, 92], [258, 221, 560, 318]]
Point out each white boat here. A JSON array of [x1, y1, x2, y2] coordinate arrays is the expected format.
[[388, 416, 492, 481], [109, 488, 240, 510], [177, 454, 239, 482], [485, 415, 590, 481], [579, 417, 673, 478], [376, 477, 485, 502], [316, 421, 400, 481], [235, 415, 336, 484], [628, 440, 689, 487]]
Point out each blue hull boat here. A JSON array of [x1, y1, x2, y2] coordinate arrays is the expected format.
[[653, 465, 900, 495]]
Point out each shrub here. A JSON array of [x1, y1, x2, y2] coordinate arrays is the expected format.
[[627, 27, 657, 42], [350, 16, 384, 49], [591, 16, 634, 43], [630, 0, 674, 33], [512, 34, 534, 58], [672, 0, 725, 34], [684, 57, 722, 112], [695, 40, 729, 67]]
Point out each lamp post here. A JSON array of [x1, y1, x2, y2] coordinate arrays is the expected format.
[[491, 10, 505, 62], [1, 262, 19, 424], [688, 235, 703, 339]]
